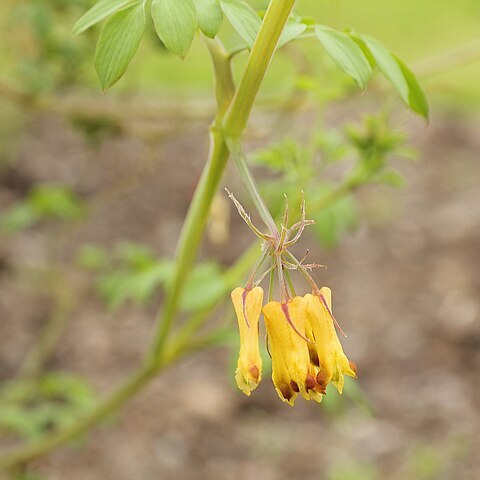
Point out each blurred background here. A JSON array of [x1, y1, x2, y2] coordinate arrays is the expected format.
[[0, 0, 479, 479]]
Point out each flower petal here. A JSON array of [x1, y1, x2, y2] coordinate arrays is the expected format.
[[263, 297, 313, 405], [231, 287, 264, 396], [305, 289, 356, 394]]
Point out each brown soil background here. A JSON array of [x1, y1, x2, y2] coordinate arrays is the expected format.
[[1, 103, 479, 479]]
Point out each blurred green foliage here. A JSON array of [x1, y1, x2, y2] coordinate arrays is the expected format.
[[328, 462, 378, 480], [75, 1, 429, 117], [77, 241, 227, 312], [407, 445, 443, 480], [1, 185, 86, 232], [253, 113, 413, 248], [1, 0, 479, 103], [2, 0, 93, 93], [0, 0, 477, 471], [0, 373, 95, 440]]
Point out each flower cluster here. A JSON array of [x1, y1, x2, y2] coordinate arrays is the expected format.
[[228, 191, 357, 406], [232, 285, 356, 405]]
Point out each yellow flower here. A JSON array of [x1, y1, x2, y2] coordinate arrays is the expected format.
[[231, 287, 263, 396], [263, 297, 321, 405], [305, 287, 357, 394], [232, 285, 356, 404]]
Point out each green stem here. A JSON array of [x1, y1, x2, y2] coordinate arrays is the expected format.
[[0, 1, 297, 469], [0, 362, 159, 470], [246, 241, 270, 287], [226, 138, 278, 236], [413, 37, 480, 78], [223, 0, 297, 138], [162, 172, 360, 352], [276, 253, 288, 303], [20, 279, 75, 379], [149, 39, 234, 360], [171, 244, 261, 350], [151, 0, 296, 359], [204, 37, 236, 118], [172, 166, 365, 349], [150, 123, 230, 359], [268, 259, 276, 301], [284, 269, 297, 297]]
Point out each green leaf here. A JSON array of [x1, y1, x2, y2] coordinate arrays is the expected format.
[[0, 374, 96, 441], [253, 138, 301, 172], [0, 203, 39, 233], [151, 0, 197, 58], [392, 54, 429, 120], [97, 261, 171, 310], [358, 35, 429, 119], [73, 0, 133, 35], [114, 241, 156, 269], [347, 33, 376, 68], [312, 192, 358, 248], [278, 20, 307, 48], [30, 185, 85, 220], [0, 405, 39, 438], [375, 170, 407, 188], [180, 262, 226, 311], [220, 0, 260, 49], [95, 2, 145, 90], [77, 245, 109, 270], [1, 186, 84, 232], [195, 0, 223, 38], [315, 25, 372, 90]]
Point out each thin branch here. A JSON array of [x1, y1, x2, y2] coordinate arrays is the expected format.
[[225, 188, 272, 241]]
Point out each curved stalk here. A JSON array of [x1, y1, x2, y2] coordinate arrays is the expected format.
[[0, 1, 297, 469], [0, 362, 160, 470], [151, 0, 296, 358], [150, 122, 230, 359], [246, 241, 271, 288], [225, 138, 279, 237], [223, 0, 297, 138]]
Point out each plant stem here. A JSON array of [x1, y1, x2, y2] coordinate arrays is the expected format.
[[171, 243, 261, 350], [20, 281, 75, 379], [309, 176, 361, 214], [0, 1, 298, 469], [150, 0, 296, 359], [413, 37, 480, 78], [268, 258, 276, 301], [0, 362, 160, 470], [223, 0, 297, 138], [204, 37, 236, 118], [226, 138, 278, 236], [284, 269, 297, 297], [276, 253, 288, 303], [149, 122, 230, 359], [246, 241, 270, 287]]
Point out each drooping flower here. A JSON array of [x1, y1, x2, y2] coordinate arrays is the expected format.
[[263, 297, 322, 405], [305, 287, 357, 394], [227, 190, 356, 405], [231, 286, 263, 395]]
